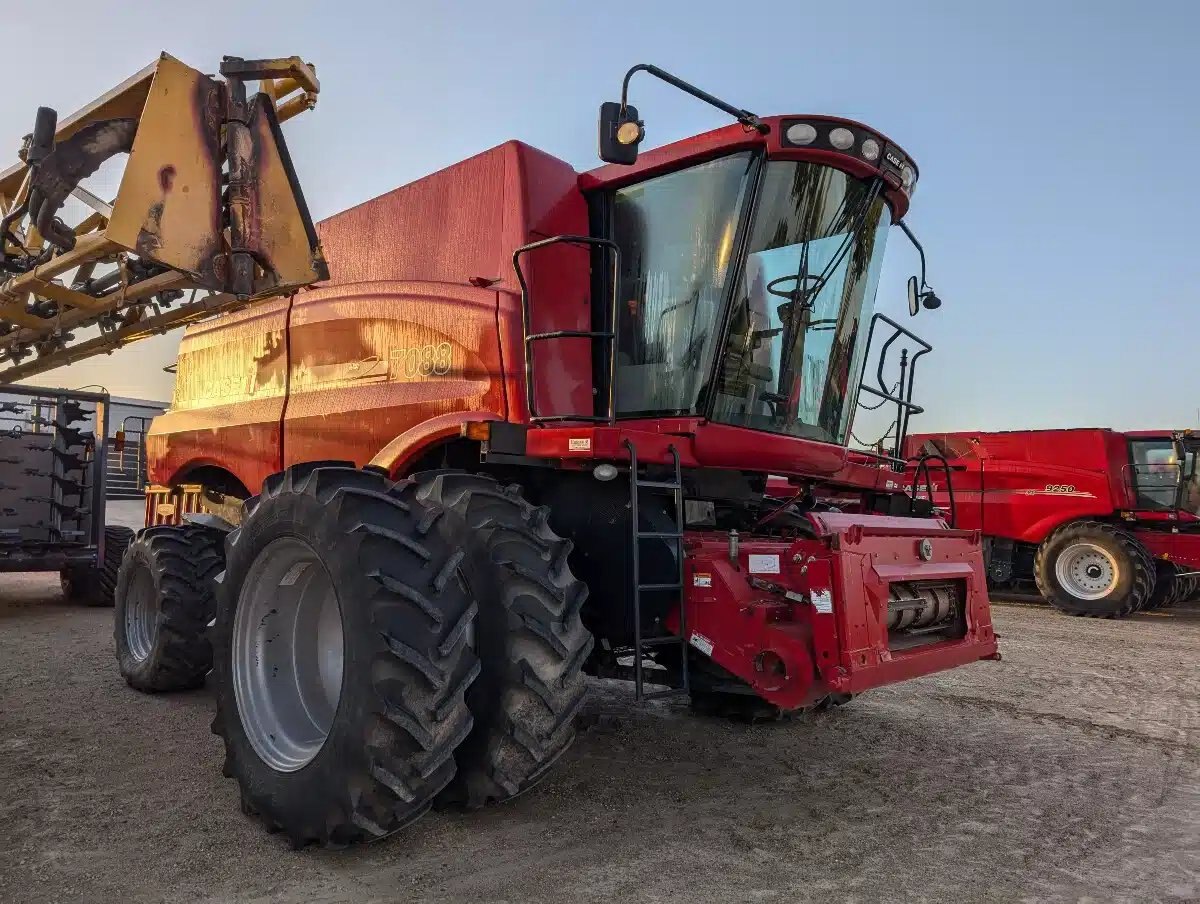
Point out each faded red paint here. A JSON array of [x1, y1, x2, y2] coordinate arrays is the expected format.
[[149, 140, 587, 484], [675, 514, 996, 710]]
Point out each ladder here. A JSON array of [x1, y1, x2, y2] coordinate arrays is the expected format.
[[624, 438, 690, 701]]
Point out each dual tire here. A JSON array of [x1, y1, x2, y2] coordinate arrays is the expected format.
[[114, 524, 225, 691], [116, 464, 592, 847]]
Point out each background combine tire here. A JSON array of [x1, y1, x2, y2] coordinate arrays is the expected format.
[[420, 472, 592, 810], [114, 524, 225, 692], [60, 525, 135, 606], [210, 463, 479, 847], [1144, 561, 1184, 611], [1034, 521, 1154, 618], [1178, 572, 1200, 603]]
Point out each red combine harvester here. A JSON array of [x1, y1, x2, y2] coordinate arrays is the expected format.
[[905, 428, 1200, 617], [13, 60, 999, 847]]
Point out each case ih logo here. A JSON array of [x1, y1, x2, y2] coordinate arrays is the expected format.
[[885, 151, 904, 169]]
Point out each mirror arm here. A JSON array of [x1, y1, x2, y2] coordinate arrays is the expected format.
[[897, 220, 929, 291], [620, 64, 770, 134]]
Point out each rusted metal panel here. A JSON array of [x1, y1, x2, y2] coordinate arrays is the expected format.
[[238, 96, 327, 296], [0, 52, 326, 382], [105, 56, 224, 286]]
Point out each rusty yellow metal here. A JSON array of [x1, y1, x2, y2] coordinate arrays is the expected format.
[[274, 93, 316, 124], [0, 61, 158, 202], [23, 279, 109, 311], [0, 51, 326, 381], [105, 55, 224, 285], [242, 98, 325, 295]]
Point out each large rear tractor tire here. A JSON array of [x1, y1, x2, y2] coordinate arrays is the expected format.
[[419, 472, 593, 809], [61, 525, 135, 607], [1034, 521, 1154, 618], [114, 524, 225, 692], [210, 463, 480, 847]]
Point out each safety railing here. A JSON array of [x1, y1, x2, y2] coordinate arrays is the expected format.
[[512, 235, 621, 424]]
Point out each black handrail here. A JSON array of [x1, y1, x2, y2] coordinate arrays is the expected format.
[[512, 235, 621, 425], [908, 452, 956, 528], [856, 312, 933, 461]]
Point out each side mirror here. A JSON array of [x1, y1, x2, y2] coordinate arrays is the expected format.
[[598, 101, 643, 165], [907, 275, 920, 317]]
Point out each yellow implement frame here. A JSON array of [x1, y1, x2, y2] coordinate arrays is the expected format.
[[0, 53, 328, 381]]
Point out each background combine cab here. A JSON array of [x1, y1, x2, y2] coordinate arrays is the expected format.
[[0, 53, 328, 382]]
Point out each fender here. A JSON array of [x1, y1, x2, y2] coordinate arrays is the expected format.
[[1016, 508, 1116, 546], [156, 456, 257, 497], [369, 410, 503, 477]]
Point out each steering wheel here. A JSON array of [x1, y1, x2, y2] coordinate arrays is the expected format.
[[766, 274, 839, 333], [766, 273, 824, 302]]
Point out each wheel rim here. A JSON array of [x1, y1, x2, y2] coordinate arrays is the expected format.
[[124, 567, 158, 661], [232, 537, 344, 773], [1055, 542, 1119, 600]]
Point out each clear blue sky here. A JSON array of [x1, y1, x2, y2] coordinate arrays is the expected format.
[[2, 0, 1196, 432]]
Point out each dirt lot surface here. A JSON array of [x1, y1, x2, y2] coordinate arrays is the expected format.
[[2, 542, 1197, 902]]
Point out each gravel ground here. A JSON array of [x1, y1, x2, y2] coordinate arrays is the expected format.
[[1, 533, 1197, 903]]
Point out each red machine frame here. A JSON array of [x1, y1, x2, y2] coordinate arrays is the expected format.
[[144, 96, 999, 706]]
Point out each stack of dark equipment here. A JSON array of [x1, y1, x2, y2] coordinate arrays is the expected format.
[[0, 384, 132, 604]]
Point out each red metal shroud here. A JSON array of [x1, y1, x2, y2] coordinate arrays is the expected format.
[[673, 512, 998, 710], [904, 428, 1200, 571]]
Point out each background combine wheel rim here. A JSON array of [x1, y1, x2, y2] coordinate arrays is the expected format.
[[123, 568, 158, 662], [1055, 542, 1120, 600], [232, 536, 344, 773]]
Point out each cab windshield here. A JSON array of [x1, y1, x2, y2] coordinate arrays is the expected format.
[[710, 161, 890, 443], [609, 155, 891, 444]]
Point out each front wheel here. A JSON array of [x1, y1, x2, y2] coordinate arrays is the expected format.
[[1034, 521, 1154, 618], [210, 463, 479, 847], [114, 524, 225, 692]]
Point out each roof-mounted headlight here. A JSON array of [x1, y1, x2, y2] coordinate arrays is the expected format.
[[785, 122, 817, 145], [829, 127, 854, 150]]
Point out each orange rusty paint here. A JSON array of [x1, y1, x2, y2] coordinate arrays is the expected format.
[[147, 140, 589, 496]]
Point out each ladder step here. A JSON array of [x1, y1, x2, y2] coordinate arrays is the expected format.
[[638, 582, 681, 592], [636, 531, 682, 540], [643, 687, 690, 701], [635, 479, 681, 490], [639, 635, 684, 648]]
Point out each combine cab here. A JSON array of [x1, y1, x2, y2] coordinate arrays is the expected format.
[[0, 53, 327, 381]]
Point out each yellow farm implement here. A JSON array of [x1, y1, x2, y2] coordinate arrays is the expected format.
[[0, 54, 328, 382]]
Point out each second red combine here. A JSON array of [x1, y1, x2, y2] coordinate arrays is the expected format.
[[907, 428, 1200, 617]]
